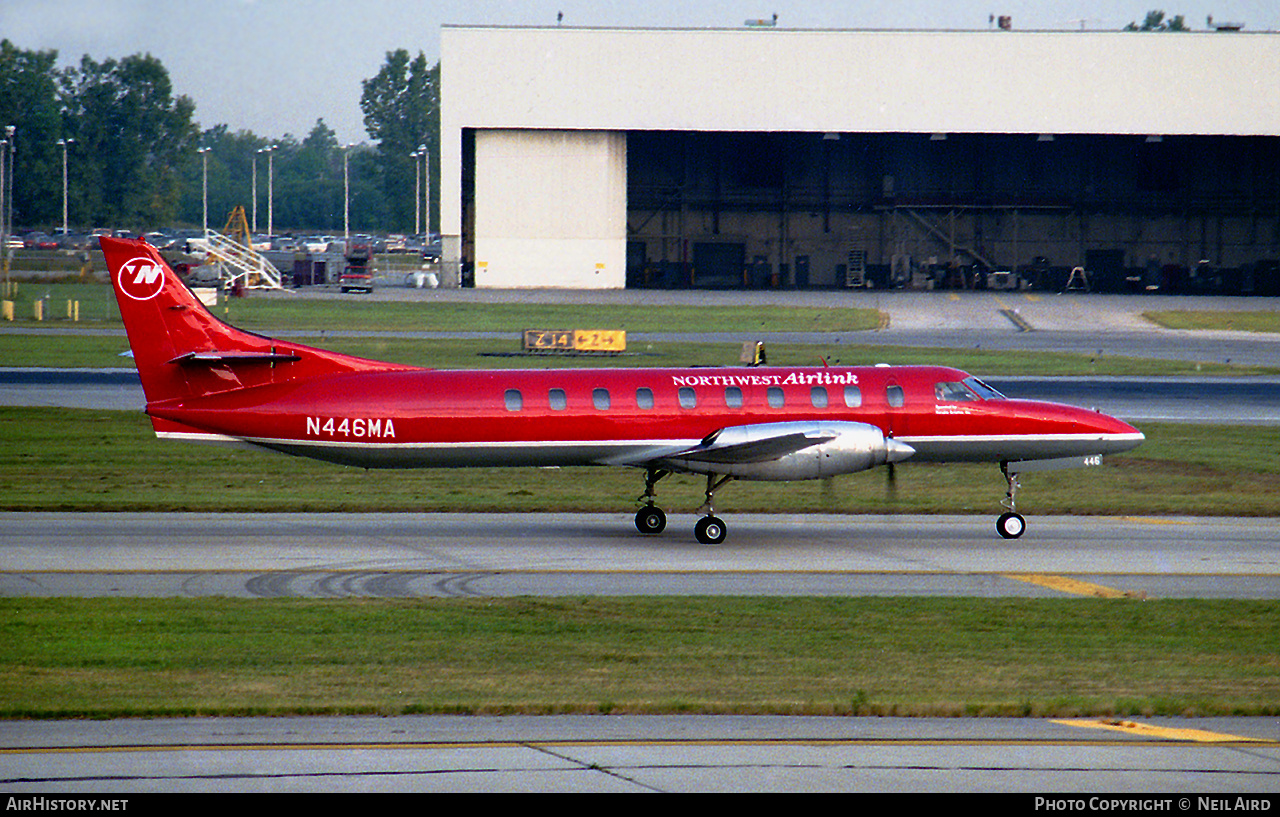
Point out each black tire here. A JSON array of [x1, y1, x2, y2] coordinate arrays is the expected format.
[[694, 515, 727, 545], [635, 506, 667, 534], [996, 512, 1026, 539]]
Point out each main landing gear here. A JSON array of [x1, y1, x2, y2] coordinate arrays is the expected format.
[[635, 467, 670, 535], [997, 462, 1027, 539], [634, 467, 733, 544]]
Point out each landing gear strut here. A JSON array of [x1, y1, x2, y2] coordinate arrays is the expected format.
[[633, 468, 734, 544], [695, 474, 734, 545], [634, 467, 669, 534], [997, 462, 1026, 539]]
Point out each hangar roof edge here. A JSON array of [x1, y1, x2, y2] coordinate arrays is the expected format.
[[441, 23, 1280, 36]]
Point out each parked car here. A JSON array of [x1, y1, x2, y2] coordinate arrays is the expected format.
[[57, 232, 92, 250], [24, 232, 58, 250], [143, 232, 177, 250]]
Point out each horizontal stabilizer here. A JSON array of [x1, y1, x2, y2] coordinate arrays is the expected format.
[[170, 351, 303, 366]]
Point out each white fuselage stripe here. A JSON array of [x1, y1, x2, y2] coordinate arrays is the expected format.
[[155, 430, 1143, 451]]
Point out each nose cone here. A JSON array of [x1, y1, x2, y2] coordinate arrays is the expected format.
[[1075, 405, 1145, 453]]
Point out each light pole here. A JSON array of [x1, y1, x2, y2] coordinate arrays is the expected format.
[[197, 146, 211, 233], [251, 152, 258, 234], [57, 138, 74, 236], [260, 145, 276, 239], [342, 144, 354, 243], [2, 125, 14, 287], [410, 147, 422, 236], [421, 145, 430, 240]]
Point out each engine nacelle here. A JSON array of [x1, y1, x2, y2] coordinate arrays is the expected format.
[[669, 421, 915, 481]]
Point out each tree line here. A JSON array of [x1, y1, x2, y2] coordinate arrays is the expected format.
[[0, 40, 439, 236]]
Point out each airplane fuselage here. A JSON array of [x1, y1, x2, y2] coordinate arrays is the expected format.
[[146, 363, 1142, 473]]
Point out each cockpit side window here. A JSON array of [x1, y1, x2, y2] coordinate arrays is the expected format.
[[962, 376, 1006, 400], [935, 381, 977, 402]]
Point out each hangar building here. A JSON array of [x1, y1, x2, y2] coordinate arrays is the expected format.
[[440, 25, 1280, 293]]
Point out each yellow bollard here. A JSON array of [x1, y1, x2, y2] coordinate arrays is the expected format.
[[2, 300, 12, 321], [74, 300, 80, 322], [33, 299, 43, 321]]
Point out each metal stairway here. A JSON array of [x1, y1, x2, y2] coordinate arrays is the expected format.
[[205, 207, 282, 289], [899, 207, 998, 271]]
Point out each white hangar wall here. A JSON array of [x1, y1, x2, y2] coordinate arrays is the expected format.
[[440, 26, 1280, 288], [473, 130, 626, 288]]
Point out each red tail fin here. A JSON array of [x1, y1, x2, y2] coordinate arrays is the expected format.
[[102, 236, 412, 406]]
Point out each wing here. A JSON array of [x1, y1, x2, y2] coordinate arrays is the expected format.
[[665, 426, 837, 465], [617, 421, 910, 481]]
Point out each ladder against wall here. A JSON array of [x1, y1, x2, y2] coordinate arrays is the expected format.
[[845, 247, 867, 288]]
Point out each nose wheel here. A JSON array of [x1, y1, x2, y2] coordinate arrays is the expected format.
[[997, 462, 1026, 539], [996, 511, 1025, 539]]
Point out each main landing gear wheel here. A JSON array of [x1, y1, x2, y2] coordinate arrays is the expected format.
[[694, 515, 727, 545], [996, 511, 1026, 539], [635, 505, 667, 534]]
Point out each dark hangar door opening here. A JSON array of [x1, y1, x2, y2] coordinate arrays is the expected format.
[[624, 130, 1280, 294]]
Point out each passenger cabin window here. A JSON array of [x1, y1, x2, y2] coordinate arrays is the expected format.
[[636, 388, 655, 410], [935, 381, 977, 402], [724, 386, 743, 408], [549, 388, 567, 411], [844, 385, 862, 408], [593, 388, 610, 410], [678, 387, 697, 409], [886, 384, 905, 408], [767, 386, 785, 408], [811, 387, 828, 409], [504, 389, 523, 412]]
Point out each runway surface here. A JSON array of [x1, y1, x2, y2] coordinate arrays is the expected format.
[[3, 714, 1278, 793], [2, 512, 1276, 599]]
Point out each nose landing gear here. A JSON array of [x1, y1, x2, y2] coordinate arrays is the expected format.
[[997, 462, 1026, 539]]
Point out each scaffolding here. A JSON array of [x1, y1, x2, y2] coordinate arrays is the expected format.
[[205, 207, 282, 289]]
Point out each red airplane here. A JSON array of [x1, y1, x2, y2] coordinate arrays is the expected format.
[[101, 236, 1144, 543]]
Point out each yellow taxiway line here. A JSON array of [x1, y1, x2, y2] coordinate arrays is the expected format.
[[1053, 719, 1272, 743], [1002, 573, 1142, 599]]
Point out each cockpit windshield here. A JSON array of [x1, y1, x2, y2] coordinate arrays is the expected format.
[[962, 376, 1006, 400]]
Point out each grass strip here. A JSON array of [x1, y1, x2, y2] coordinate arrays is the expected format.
[[0, 278, 882, 333], [1, 597, 1276, 719], [1144, 310, 1280, 334], [2, 333, 1274, 376]]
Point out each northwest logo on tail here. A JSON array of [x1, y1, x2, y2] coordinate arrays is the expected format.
[[117, 257, 166, 301]]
